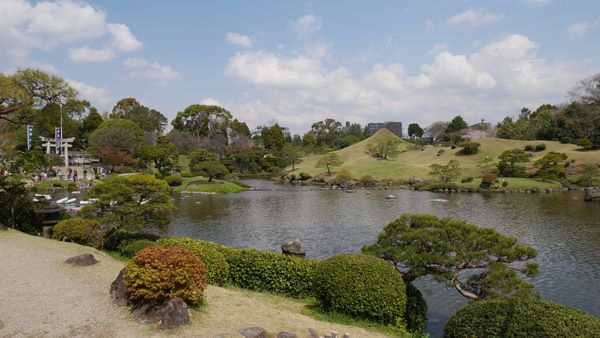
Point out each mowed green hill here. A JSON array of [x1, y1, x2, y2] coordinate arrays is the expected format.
[[289, 128, 600, 182]]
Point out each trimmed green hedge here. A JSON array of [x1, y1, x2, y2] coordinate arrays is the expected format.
[[52, 218, 103, 248], [164, 175, 183, 186], [444, 297, 600, 338], [157, 237, 229, 286], [314, 254, 407, 327], [119, 239, 156, 258], [405, 283, 428, 333], [103, 229, 161, 251], [223, 247, 318, 298]]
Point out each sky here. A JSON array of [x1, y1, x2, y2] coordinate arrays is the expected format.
[[1, 0, 599, 135]]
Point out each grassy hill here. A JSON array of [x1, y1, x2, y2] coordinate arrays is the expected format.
[[287, 129, 600, 187]]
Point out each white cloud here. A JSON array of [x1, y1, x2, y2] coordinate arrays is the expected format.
[[519, 0, 550, 5], [69, 46, 115, 62], [107, 23, 142, 51], [447, 8, 504, 27], [225, 32, 253, 48], [426, 20, 434, 31], [0, 0, 142, 63], [304, 40, 334, 59], [200, 98, 222, 106], [567, 22, 590, 38], [66, 78, 111, 106], [122, 58, 180, 86], [427, 43, 448, 55], [225, 50, 327, 88], [290, 14, 322, 36], [417, 52, 497, 90]]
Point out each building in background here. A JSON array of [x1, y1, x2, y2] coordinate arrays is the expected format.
[[251, 119, 291, 138], [367, 121, 403, 138]]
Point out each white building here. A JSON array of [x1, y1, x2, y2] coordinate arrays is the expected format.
[[251, 119, 291, 138]]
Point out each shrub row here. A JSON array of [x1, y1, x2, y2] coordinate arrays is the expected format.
[[444, 296, 600, 337], [103, 229, 161, 251]]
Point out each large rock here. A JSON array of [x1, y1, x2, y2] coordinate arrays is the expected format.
[[281, 238, 306, 256], [277, 332, 297, 338], [437, 149, 445, 156], [64, 253, 98, 266], [307, 328, 318, 338], [237, 327, 268, 338], [0, 222, 7, 231], [158, 298, 190, 330], [340, 180, 356, 189], [110, 268, 129, 307], [408, 178, 423, 185]]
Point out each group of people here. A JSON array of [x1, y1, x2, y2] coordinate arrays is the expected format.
[[57, 168, 80, 182]]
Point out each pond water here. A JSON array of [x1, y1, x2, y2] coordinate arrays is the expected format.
[[55, 179, 600, 336]]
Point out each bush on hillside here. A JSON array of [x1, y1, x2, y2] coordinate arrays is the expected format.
[[103, 229, 161, 251], [561, 136, 572, 144], [67, 182, 77, 187], [524, 145, 534, 151], [157, 237, 229, 286], [223, 247, 318, 298], [299, 172, 312, 181], [578, 138, 593, 150], [480, 173, 498, 189], [459, 141, 481, 155], [154, 172, 163, 179], [314, 254, 407, 327], [180, 171, 193, 177], [124, 246, 207, 306], [164, 175, 183, 186], [443, 297, 600, 338], [52, 181, 62, 187], [119, 239, 156, 258], [535, 143, 546, 151], [52, 218, 103, 248]]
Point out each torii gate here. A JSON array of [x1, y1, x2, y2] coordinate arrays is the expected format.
[[39, 136, 75, 167]]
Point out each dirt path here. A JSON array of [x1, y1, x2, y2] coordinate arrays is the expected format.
[[0, 230, 391, 338]]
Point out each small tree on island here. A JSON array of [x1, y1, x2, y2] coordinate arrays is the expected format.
[[188, 148, 227, 182], [497, 149, 530, 177], [362, 213, 540, 300], [429, 159, 461, 183], [80, 174, 177, 231], [366, 139, 402, 160], [534, 151, 568, 181], [315, 153, 343, 176]]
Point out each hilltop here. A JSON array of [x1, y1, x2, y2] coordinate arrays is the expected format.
[[287, 129, 600, 188]]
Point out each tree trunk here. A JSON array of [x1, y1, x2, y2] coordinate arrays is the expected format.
[[11, 203, 15, 229], [327, 165, 331, 176], [455, 283, 478, 299]]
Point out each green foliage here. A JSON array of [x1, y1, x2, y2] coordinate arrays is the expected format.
[[103, 229, 161, 251], [366, 139, 402, 159], [171, 104, 232, 137], [315, 153, 344, 176], [461, 177, 473, 183], [561, 136, 572, 144], [164, 175, 183, 186], [524, 144, 533, 151], [333, 168, 353, 183], [445, 115, 468, 134], [535, 143, 546, 151], [136, 136, 179, 177], [289, 174, 296, 181], [429, 160, 461, 183], [363, 213, 539, 300], [534, 151, 568, 181], [311, 119, 343, 147], [81, 174, 176, 230], [443, 297, 600, 338], [180, 171, 193, 177], [298, 172, 312, 181], [578, 138, 593, 149], [52, 218, 103, 249], [404, 283, 428, 333], [497, 149, 530, 177], [223, 247, 318, 298], [52, 181, 62, 187], [458, 141, 481, 155], [261, 124, 285, 150], [314, 254, 407, 327], [480, 173, 498, 188], [407, 123, 424, 138], [67, 182, 76, 187], [124, 246, 207, 306], [154, 171, 163, 179], [188, 148, 228, 182], [157, 237, 229, 286], [119, 239, 156, 258], [89, 118, 144, 155]]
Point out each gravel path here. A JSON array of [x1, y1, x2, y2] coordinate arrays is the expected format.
[[0, 230, 157, 338]]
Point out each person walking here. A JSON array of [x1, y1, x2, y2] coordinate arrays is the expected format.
[[58, 169, 63, 180], [73, 170, 78, 182], [83, 168, 87, 179]]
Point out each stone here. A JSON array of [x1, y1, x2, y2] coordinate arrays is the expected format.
[[342, 334, 350, 338], [386, 195, 396, 199], [331, 331, 339, 338], [237, 327, 267, 338], [307, 328, 318, 338], [408, 178, 423, 185], [158, 298, 190, 330], [437, 149, 445, 156], [281, 238, 306, 256], [451, 144, 457, 149], [110, 268, 129, 307], [64, 253, 98, 266], [0, 222, 7, 231], [277, 332, 297, 338], [340, 180, 356, 189]]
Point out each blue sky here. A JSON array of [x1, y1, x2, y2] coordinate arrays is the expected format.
[[1, 0, 599, 134]]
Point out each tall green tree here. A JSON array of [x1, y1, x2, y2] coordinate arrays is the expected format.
[[261, 124, 285, 150], [315, 153, 343, 176], [429, 160, 461, 183], [497, 149, 530, 177], [302, 131, 317, 148], [89, 119, 144, 155], [171, 104, 232, 143], [445, 115, 468, 134], [311, 119, 343, 147], [81, 174, 176, 230], [280, 144, 304, 171], [111, 97, 141, 119], [534, 152, 568, 181], [407, 123, 424, 138], [188, 148, 227, 182], [366, 140, 402, 160], [136, 136, 179, 177], [123, 106, 167, 134], [363, 213, 539, 300]]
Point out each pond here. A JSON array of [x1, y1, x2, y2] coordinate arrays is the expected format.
[[54, 179, 600, 336]]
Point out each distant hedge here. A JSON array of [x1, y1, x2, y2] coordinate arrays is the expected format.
[[314, 254, 407, 327], [444, 297, 600, 338]]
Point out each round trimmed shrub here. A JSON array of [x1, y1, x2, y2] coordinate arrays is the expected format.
[[154, 171, 163, 179], [314, 254, 407, 326], [157, 237, 229, 286], [480, 173, 498, 188], [52, 218, 103, 248], [119, 239, 156, 258], [561, 136, 572, 144], [444, 297, 600, 338], [535, 143, 546, 151], [103, 229, 161, 251], [164, 175, 183, 186], [124, 246, 207, 306], [459, 141, 481, 155], [52, 181, 62, 187], [180, 171, 193, 178], [524, 145, 533, 151]]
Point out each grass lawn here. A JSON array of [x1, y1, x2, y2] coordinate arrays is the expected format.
[[287, 129, 599, 190], [175, 176, 246, 194]]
